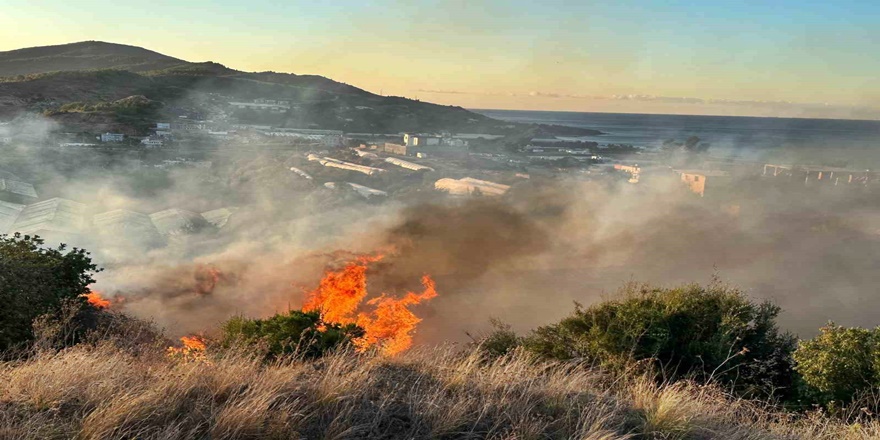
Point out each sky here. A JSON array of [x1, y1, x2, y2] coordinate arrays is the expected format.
[[2, 0, 879, 118]]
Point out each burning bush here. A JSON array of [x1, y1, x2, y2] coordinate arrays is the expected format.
[[523, 281, 797, 399], [0, 233, 100, 352], [219, 310, 362, 359]]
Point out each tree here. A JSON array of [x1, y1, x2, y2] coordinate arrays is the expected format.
[[523, 282, 796, 399], [793, 324, 880, 406], [0, 234, 100, 351]]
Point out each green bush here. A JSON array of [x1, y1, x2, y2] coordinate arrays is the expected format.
[[219, 310, 363, 359], [475, 319, 523, 358], [0, 234, 100, 352], [523, 282, 796, 399], [793, 324, 880, 406]]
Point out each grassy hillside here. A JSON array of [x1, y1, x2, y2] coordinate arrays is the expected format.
[[2, 344, 875, 439], [0, 41, 187, 77]]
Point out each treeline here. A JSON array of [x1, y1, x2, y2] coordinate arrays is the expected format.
[[2, 233, 879, 418]]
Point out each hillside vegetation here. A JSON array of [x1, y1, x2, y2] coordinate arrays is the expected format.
[[3, 234, 880, 439]]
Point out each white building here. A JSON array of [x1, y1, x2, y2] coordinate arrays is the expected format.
[[141, 137, 164, 148], [404, 133, 442, 147], [229, 100, 291, 113], [324, 182, 388, 198], [100, 133, 124, 143]]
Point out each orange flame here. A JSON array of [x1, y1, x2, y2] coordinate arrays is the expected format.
[[355, 275, 438, 355], [167, 335, 208, 362], [303, 255, 437, 356], [83, 291, 111, 309], [302, 254, 383, 324]]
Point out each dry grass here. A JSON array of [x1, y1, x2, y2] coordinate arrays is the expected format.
[[0, 344, 878, 440]]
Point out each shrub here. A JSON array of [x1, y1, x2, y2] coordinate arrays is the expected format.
[[794, 323, 880, 406], [219, 310, 363, 359], [474, 318, 522, 358], [0, 234, 100, 352], [523, 282, 797, 399]]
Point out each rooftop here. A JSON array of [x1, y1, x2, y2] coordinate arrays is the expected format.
[[10, 198, 86, 235]]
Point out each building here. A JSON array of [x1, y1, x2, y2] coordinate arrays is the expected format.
[[156, 122, 172, 130], [763, 164, 877, 186], [100, 133, 124, 143], [0, 178, 37, 204], [289, 167, 313, 180], [384, 157, 433, 172], [403, 133, 441, 147], [263, 128, 344, 147], [92, 209, 164, 248], [0, 200, 25, 234], [149, 208, 212, 236], [307, 154, 386, 176], [678, 170, 732, 197], [9, 198, 87, 236], [383, 143, 408, 155], [200, 207, 237, 229], [434, 177, 510, 196], [141, 137, 164, 148], [324, 182, 388, 198], [229, 100, 291, 113]]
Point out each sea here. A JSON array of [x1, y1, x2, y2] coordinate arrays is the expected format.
[[473, 109, 880, 168]]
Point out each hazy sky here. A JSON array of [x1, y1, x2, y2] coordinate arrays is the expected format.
[[2, 0, 879, 118]]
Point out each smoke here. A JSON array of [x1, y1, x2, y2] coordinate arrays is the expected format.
[[5, 109, 880, 346]]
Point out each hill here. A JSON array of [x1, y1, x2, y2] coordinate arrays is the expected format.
[[0, 41, 187, 77], [0, 41, 602, 136]]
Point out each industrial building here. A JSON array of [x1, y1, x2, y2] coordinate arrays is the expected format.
[[324, 182, 387, 198], [149, 208, 212, 236], [289, 167, 313, 180], [763, 164, 877, 186], [9, 198, 87, 236], [262, 128, 344, 147], [229, 99, 291, 113], [434, 177, 510, 196], [100, 133, 124, 143], [307, 154, 386, 176], [384, 157, 434, 172], [0, 200, 24, 234], [200, 207, 237, 229], [92, 209, 164, 247], [0, 178, 37, 204]]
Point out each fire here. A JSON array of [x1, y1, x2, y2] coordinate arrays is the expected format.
[[167, 335, 208, 362], [354, 275, 438, 355], [194, 264, 227, 295], [302, 254, 382, 324], [303, 254, 438, 356], [83, 291, 111, 309]]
